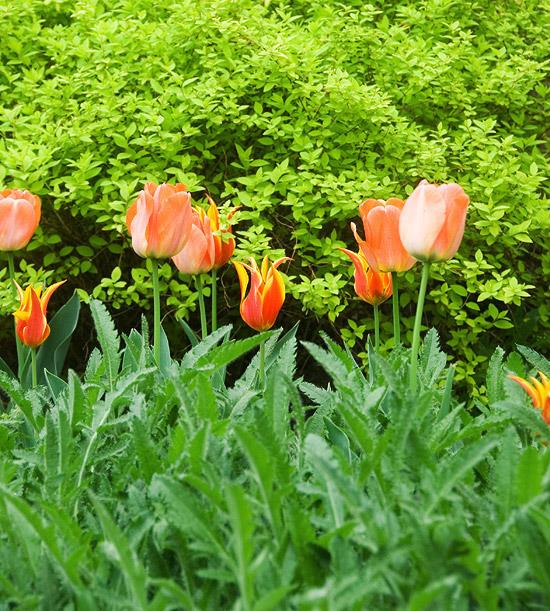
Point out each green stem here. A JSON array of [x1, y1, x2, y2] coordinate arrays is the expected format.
[[31, 348, 37, 388], [259, 339, 266, 390], [373, 304, 380, 351], [211, 268, 218, 333], [150, 258, 161, 365], [391, 271, 400, 346], [410, 262, 431, 393], [7, 253, 25, 380], [196, 274, 208, 339]]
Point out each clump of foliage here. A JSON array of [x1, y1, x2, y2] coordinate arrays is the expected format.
[[0, 303, 549, 609], [0, 0, 548, 389]]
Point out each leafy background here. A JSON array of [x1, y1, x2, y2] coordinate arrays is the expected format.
[[0, 0, 548, 395]]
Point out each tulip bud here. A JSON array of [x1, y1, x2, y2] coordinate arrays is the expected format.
[[13, 280, 65, 348], [351, 198, 415, 273], [339, 248, 392, 306], [399, 180, 469, 262], [126, 182, 193, 259], [234, 256, 290, 331], [0, 189, 41, 251]]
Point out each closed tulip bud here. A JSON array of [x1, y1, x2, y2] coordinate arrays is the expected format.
[[399, 180, 469, 262], [126, 182, 193, 259], [0, 189, 41, 251], [172, 207, 216, 275], [206, 195, 239, 269], [234, 256, 291, 331], [13, 280, 65, 348], [509, 372, 550, 425], [351, 198, 415, 273], [339, 248, 392, 306]]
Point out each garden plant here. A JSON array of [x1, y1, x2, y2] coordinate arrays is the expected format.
[[0, 0, 549, 609]]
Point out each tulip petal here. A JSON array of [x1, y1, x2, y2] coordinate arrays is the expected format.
[[40, 280, 66, 314], [0, 197, 38, 251], [430, 183, 469, 260]]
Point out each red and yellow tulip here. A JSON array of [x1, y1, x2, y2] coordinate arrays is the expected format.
[[206, 195, 238, 269], [0, 188, 41, 251], [234, 256, 290, 331], [339, 248, 392, 306], [126, 182, 193, 259], [351, 198, 415, 273], [13, 281, 65, 348], [509, 372, 550, 425], [399, 180, 469, 262]]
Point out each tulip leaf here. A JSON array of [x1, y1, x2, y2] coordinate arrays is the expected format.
[[0, 356, 15, 379]]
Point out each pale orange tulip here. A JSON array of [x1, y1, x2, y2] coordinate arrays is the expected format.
[[0, 189, 41, 251]]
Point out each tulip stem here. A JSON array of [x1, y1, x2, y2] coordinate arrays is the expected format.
[[31, 348, 37, 388], [150, 258, 161, 365], [7, 252, 25, 379], [410, 262, 431, 393], [196, 275, 208, 340], [391, 272, 400, 346], [259, 339, 266, 390], [211, 268, 218, 333], [373, 304, 380, 351]]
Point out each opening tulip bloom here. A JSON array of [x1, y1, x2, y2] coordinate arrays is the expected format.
[[206, 195, 238, 269], [339, 248, 392, 306], [172, 207, 216, 275], [351, 198, 415, 273], [0, 189, 41, 251], [509, 372, 550, 425], [399, 180, 469, 262], [126, 182, 193, 259], [13, 280, 65, 348], [234, 256, 290, 331]]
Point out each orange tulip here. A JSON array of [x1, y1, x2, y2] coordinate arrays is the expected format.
[[350, 198, 415, 273], [13, 280, 65, 348], [509, 372, 550, 425], [126, 182, 193, 259], [399, 180, 469, 262], [234, 256, 291, 331], [172, 206, 216, 275], [0, 189, 41, 251], [339, 248, 392, 306], [206, 195, 239, 269]]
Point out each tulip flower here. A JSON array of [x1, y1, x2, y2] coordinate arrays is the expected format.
[[126, 182, 193, 260], [351, 197, 414, 346], [402, 180, 470, 392], [509, 372, 550, 425], [126, 182, 193, 364], [13, 280, 65, 387], [172, 207, 216, 276], [339, 248, 392, 350], [0, 188, 41, 252], [399, 180, 469, 263], [234, 256, 290, 332]]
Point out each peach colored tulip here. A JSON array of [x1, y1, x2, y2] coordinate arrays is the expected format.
[[0, 189, 41, 251], [339, 248, 392, 306], [399, 180, 469, 262], [206, 195, 239, 269], [351, 198, 415, 273], [509, 372, 550, 425], [13, 280, 65, 348], [234, 256, 290, 331], [172, 207, 216, 275], [126, 182, 193, 259]]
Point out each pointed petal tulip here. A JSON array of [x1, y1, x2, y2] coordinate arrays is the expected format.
[[339, 248, 392, 306], [126, 182, 192, 259], [0, 189, 41, 251], [172, 207, 216, 275], [206, 195, 239, 269], [13, 280, 65, 348], [399, 180, 469, 262], [509, 372, 550, 425], [351, 198, 415, 273], [234, 256, 290, 331]]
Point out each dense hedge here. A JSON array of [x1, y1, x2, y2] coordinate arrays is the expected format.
[[1, 0, 548, 392]]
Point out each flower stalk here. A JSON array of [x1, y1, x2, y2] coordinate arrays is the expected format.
[[410, 262, 431, 392], [150, 258, 161, 364]]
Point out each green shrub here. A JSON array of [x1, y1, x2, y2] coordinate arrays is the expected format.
[[0, 0, 548, 393]]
